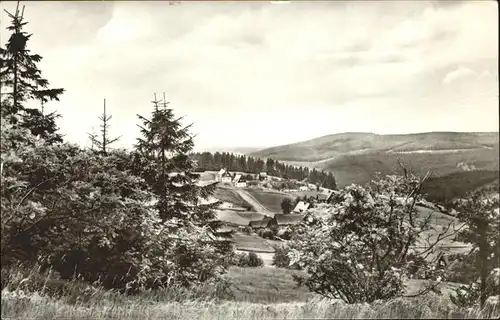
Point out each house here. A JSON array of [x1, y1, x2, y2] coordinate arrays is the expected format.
[[233, 174, 242, 184], [237, 211, 268, 222], [299, 186, 309, 191], [218, 201, 234, 209], [208, 226, 235, 243], [292, 201, 310, 213], [317, 190, 337, 203], [274, 214, 305, 226], [217, 168, 233, 183], [249, 216, 274, 229], [235, 181, 247, 188], [195, 180, 219, 187], [197, 195, 221, 206], [258, 172, 268, 181], [233, 174, 247, 188]]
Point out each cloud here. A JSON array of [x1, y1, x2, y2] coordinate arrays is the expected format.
[[2, 0, 497, 150], [443, 66, 477, 85], [96, 3, 152, 42]]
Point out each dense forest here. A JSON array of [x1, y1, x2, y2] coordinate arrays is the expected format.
[[190, 151, 337, 189]]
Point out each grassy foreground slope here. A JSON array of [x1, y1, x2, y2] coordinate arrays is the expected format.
[[3, 266, 498, 319]]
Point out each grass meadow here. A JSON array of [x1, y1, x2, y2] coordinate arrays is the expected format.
[[2, 266, 499, 320], [244, 189, 289, 213]]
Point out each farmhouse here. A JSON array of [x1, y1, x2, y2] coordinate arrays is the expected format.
[[258, 172, 268, 181], [317, 190, 337, 203], [208, 226, 235, 243], [233, 174, 247, 188], [217, 168, 233, 183], [197, 195, 221, 206], [292, 201, 310, 213], [274, 214, 305, 226], [218, 201, 234, 209], [249, 216, 274, 229], [237, 211, 268, 222]]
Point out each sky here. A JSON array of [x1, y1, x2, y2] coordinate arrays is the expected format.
[[0, 0, 498, 152]]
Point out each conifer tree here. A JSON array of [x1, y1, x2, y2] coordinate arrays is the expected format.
[[133, 93, 217, 225], [0, 2, 64, 142], [88, 99, 121, 155]]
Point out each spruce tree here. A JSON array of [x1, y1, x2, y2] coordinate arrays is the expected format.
[[88, 99, 121, 155], [133, 93, 218, 226], [0, 2, 64, 141]]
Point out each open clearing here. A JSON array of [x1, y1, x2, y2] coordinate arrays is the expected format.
[[243, 188, 289, 214], [212, 187, 251, 209]]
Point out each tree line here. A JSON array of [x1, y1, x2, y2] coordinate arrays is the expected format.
[[190, 151, 337, 189]]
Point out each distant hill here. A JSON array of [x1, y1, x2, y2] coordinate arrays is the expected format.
[[195, 146, 267, 155], [249, 132, 499, 188]]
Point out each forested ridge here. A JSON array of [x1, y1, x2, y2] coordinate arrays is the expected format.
[[191, 151, 337, 189]]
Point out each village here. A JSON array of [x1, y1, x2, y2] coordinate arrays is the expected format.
[[196, 167, 469, 268], [198, 168, 338, 265]]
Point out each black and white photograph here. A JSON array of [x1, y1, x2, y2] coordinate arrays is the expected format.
[[0, 0, 498, 319]]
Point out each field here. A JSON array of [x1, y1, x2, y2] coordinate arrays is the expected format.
[[232, 234, 275, 252], [244, 189, 289, 213], [198, 171, 217, 181], [3, 266, 498, 320], [212, 187, 251, 209]]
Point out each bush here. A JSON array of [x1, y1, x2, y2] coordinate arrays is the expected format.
[[0, 119, 231, 292], [451, 268, 500, 308], [259, 228, 275, 240], [234, 252, 263, 268], [242, 226, 253, 235], [288, 173, 451, 303], [272, 245, 301, 270]]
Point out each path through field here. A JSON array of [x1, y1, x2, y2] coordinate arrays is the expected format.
[[235, 189, 275, 217]]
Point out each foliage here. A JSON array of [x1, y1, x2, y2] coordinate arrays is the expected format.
[[233, 252, 263, 268], [257, 228, 276, 240], [450, 268, 500, 308], [445, 251, 480, 284], [281, 197, 293, 214], [448, 183, 500, 307], [287, 173, 457, 304], [273, 245, 301, 270], [0, 4, 64, 142], [133, 95, 217, 225], [0, 94, 232, 291]]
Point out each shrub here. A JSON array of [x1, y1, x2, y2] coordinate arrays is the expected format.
[[288, 173, 453, 303], [234, 252, 264, 268], [272, 245, 301, 270], [240, 226, 253, 235], [450, 268, 500, 308], [0, 119, 231, 292], [260, 228, 275, 240]]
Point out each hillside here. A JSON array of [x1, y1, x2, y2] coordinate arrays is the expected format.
[[249, 132, 499, 188]]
